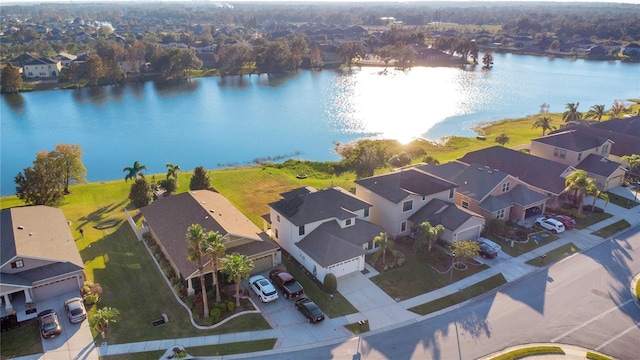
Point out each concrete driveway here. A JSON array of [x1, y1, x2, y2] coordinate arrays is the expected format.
[[36, 291, 99, 360]]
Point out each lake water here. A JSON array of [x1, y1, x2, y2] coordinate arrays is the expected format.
[[1, 53, 639, 196]]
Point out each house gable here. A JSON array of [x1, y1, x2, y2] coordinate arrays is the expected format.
[[531, 130, 613, 166]]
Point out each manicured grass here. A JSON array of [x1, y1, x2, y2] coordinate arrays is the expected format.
[[586, 352, 613, 360], [591, 219, 631, 238], [485, 232, 559, 258], [101, 339, 277, 360], [409, 274, 507, 315], [490, 346, 564, 360], [344, 320, 370, 335], [282, 257, 357, 318], [574, 212, 614, 230], [0, 319, 42, 358], [605, 192, 639, 209], [370, 245, 490, 301], [526, 243, 579, 267], [636, 277, 640, 301]]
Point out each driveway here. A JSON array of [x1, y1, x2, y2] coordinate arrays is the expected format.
[[36, 291, 99, 360]]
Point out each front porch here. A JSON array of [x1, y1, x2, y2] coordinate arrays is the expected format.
[[1, 291, 39, 322]]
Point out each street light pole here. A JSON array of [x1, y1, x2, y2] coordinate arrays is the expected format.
[[449, 251, 456, 283]]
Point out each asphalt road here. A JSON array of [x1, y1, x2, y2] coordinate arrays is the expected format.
[[248, 226, 640, 360]]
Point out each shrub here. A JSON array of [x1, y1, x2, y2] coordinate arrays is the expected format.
[[226, 301, 235, 312], [89, 283, 103, 295], [82, 284, 91, 295], [323, 273, 337, 294], [209, 308, 222, 323], [83, 293, 99, 306]]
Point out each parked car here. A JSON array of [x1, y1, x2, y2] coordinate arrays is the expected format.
[[553, 214, 575, 230], [269, 269, 305, 299], [477, 237, 502, 253], [249, 275, 279, 303], [37, 309, 62, 339], [295, 297, 325, 323], [535, 217, 565, 233], [478, 243, 498, 259], [64, 297, 87, 323]]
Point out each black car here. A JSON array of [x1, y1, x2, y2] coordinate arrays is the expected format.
[[295, 297, 325, 323], [478, 243, 498, 259], [37, 309, 62, 339]]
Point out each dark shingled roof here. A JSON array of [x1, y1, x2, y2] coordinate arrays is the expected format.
[[421, 162, 512, 202], [532, 130, 610, 152], [480, 184, 548, 212], [408, 199, 481, 230], [141, 190, 278, 279], [576, 154, 626, 177], [355, 168, 458, 204], [590, 116, 640, 137], [269, 187, 371, 226], [296, 219, 383, 267], [458, 146, 574, 196], [553, 121, 640, 158]]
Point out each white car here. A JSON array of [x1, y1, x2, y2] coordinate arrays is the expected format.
[[535, 217, 565, 234], [249, 275, 279, 303]]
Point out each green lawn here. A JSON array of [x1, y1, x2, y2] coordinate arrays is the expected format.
[[0, 319, 42, 358], [101, 339, 277, 360], [369, 245, 489, 301], [574, 212, 613, 230], [591, 219, 631, 238], [525, 243, 579, 267], [490, 346, 565, 360], [485, 232, 559, 258], [606, 192, 640, 209], [409, 274, 507, 315]]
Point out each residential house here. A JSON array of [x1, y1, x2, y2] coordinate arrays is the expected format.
[[419, 161, 548, 224], [412, 45, 454, 63], [458, 146, 575, 208], [354, 168, 484, 241], [22, 57, 62, 79], [140, 190, 280, 295], [1, 206, 85, 321], [531, 130, 625, 190], [622, 43, 640, 57], [55, 52, 78, 66], [268, 187, 383, 280]]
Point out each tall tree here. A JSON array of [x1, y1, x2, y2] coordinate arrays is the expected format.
[[123, 161, 147, 182], [532, 116, 556, 136], [221, 253, 254, 307], [15, 151, 66, 206], [562, 102, 582, 122], [622, 154, 640, 179], [586, 104, 605, 121], [609, 100, 627, 118], [482, 52, 493, 69], [186, 224, 209, 318], [564, 169, 593, 215], [50, 144, 87, 193], [128, 177, 152, 208], [587, 181, 609, 209], [203, 231, 226, 303], [449, 240, 480, 264], [190, 166, 211, 190], [337, 41, 366, 67], [414, 222, 445, 253], [84, 54, 105, 86], [1, 63, 23, 94], [495, 133, 510, 146], [372, 232, 395, 266], [166, 163, 181, 180]]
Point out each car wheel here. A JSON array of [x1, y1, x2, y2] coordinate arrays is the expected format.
[[308, 317, 312, 323], [536, 222, 541, 226], [552, 229, 557, 234]]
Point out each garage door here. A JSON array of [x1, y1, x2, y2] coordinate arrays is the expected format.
[[32, 276, 81, 302], [251, 254, 275, 274], [456, 226, 481, 241]]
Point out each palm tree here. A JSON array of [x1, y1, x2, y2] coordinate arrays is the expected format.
[[414, 222, 445, 253], [372, 232, 395, 266], [203, 231, 226, 304], [221, 253, 254, 307], [586, 104, 605, 121], [123, 161, 147, 182], [562, 102, 582, 123], [186, 224, 209, 318], [609, 100, 627, 119], [564, 170, 593, 215], [587, 182, 609, 210], [622, 154, 640, 179], [89, 307, 120, 334], [532, 116, 556, 136], [166, 163, 181, 180]]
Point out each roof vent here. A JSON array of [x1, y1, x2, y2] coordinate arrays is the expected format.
[[201, 201, 206, 204], [17, 226, 24, 230], [210, 209, 215, 213], [478, 168, 483, 171], [487, 171, 493, 174]]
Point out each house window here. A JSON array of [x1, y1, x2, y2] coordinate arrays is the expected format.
[[462, 201, 469, 209], [299, 225, 305, 236], [346, 219, 352, 226], [402, 200, 413, 212], [277, 214, 280, 222], [559, 149, 566, 159], [553, 147, 559, 157], [496, 209, 505, 219], [275, 229, 279, 239], [11, 259, 24, 268], [602, 144, 609, 154], [364, 208, 369, 217], [422, 195, 426, 201], [502, 182, 510, 192], [577, 153, 582, 161], [401, 221, 407, 232], [449, 188, 454, 199]]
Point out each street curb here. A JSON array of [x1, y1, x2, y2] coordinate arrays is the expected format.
[[477, 342, 618, 360]]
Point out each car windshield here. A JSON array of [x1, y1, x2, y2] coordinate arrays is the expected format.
[[70, 308, 84, 316], [43, 322, 58, 331], [263, 289, 277, 296]]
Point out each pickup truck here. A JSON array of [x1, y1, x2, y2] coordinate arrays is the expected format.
[[269, 269, 305, 299]]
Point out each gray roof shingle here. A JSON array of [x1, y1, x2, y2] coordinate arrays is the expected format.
[[408, 199, 481, 230], [355, 168, 458, 204], [532, 130, 610, 152], [576, 154, 625, 177]]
